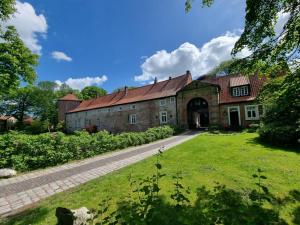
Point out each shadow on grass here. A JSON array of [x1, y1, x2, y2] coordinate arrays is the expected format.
[[93, 185, 300, 225], [246, 136, 300, 153], [1, 206, 50, 225]]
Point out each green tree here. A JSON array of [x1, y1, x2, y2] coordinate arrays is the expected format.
[[0, 0, 15, 20], [81, 86, 107, 100], [207, 59, 237, 76], [0, 86, 37, 124], [0, 0, 39, 95], [33, 81, 59, 127], [185, 0, 299, 75]]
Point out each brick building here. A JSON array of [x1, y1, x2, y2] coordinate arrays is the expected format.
[[58, 71, 265, 133]]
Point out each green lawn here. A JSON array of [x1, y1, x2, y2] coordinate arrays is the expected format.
[[2, 132, 300, 225]]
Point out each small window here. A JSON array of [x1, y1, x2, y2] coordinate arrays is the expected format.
[[245, 105, 259, 120], [129, 114, 137, 124], [108, 108, 111, 113], [130, 104, 136, 110], [232, 86, 249, 97], [159, 99, 166, 106], [159, 111, 168, 124], [170, 97, 176, 104], [118, 106, 122, 112]]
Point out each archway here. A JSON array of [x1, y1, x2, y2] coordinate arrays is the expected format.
[[187, 98, 209, 129]]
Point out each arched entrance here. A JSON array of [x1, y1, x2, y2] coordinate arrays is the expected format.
[[187, 98, 209, 129]]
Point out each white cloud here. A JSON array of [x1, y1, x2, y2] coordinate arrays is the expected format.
[[55, 76, 108, 90], [135, 31, 251, 82], [51, 51, 72, 62], [3, 1, 48, 54]]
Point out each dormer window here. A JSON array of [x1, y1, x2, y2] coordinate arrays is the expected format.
[[232, 86, 249, 97]]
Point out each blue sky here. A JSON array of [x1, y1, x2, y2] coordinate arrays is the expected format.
[[7, 0, 247, 92]]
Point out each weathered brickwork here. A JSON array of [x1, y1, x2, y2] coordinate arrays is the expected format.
[[61, 74, 264, 132], [177, 81, 220, 129], [66, 97, 177, 133], [58, 100, 81, 122]]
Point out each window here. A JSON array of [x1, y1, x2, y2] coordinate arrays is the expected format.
[[130, 104, 136, 110], [159, 111, 168, 124], [107, 108, 111, 113], [159, 99, 166, 106], [118, 106, 122, 112], [232, 86, 249, 97], [245, 105, 259, 120], [129, 114, 137, 124], [170, 97, 176, 104]]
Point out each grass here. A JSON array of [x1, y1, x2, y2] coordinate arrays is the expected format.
[[1, 132, 300, 225]]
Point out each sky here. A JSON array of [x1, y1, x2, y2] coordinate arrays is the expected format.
[[5, 0, 250, 92]]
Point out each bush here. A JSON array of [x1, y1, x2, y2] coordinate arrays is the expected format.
[[0, 126, 174, 172], [248, 123, 260, 133], [258, 123, 299, 147]]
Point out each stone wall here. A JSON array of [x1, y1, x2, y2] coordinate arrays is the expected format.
[[65, 96, 177, 133], [176, 81, 220, 129]]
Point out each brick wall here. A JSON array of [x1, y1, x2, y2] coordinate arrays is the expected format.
[[65, 96, 177, 133], [176, 81, 220, 128], [58, 100, 81, 122]]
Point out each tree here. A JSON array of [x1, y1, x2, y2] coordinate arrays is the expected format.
[[33, 81, 59, 127], [185, 0, 299, 75], [0, 86, 37, 124], [0, 0, 38, 95], [81, 86, 107, 100], [257, 68, 300, 146], [0, 0, 15, 20], [207, 59, 237, 76]]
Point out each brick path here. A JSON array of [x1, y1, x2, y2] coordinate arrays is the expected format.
[[0, 131, 199, 217]]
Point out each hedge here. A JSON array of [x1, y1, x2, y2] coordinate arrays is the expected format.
[[0, 126, 174, 172]]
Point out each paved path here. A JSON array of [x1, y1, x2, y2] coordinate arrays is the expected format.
[[0, 131, 199, 217]]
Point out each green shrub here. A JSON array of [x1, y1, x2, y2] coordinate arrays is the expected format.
[[0, 126, 174, 172], [258, 123, 299, 147], [248, 123, 260, 133]]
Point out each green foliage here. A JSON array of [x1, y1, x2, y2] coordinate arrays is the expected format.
[[0, 0, 15, 21], [89, 159, 287, 225], [81, 86, 107, 100], [258, 70, 300, 146], [0, 126, 174, 172], [0, 86, 37, 123], [207, 59, 238, 76], [185, 0, 299, 76], [0, 26, 38, 95]]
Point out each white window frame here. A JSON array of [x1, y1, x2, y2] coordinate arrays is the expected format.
[[232, 86, 249, 97], [245, 105, 259, 120], [159, 99, 166, 106], [227, 106, 241, 126], [159, 111, 168, 124], [170, 97, 176, 104], [129, 114, 137, 124]]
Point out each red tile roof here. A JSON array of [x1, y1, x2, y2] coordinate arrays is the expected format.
[[59, 93, 81, 101], [199, 74, 266, 104], [68, 73, 192, 113]]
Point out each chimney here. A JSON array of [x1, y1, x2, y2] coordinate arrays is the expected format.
[[154, 77, 158, 84], [186, 70, 191, 76], [169, 76, 172, 80], [124, 86, 128, 95]]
